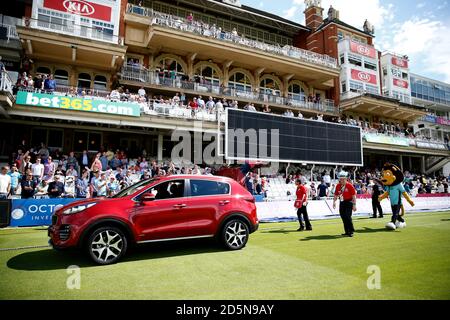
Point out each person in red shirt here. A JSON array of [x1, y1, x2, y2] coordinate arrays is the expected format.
[[295, 178, 312, 231], [333, 171, 357, 237]]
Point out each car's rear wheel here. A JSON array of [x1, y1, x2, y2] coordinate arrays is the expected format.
[[221, 219, 249, 250], [86, 226, 127, 265]]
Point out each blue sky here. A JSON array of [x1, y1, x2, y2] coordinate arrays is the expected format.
[[240, 0, 450, 83]]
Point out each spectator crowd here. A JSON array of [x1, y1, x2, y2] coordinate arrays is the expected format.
[[0, 143, 214, 200]]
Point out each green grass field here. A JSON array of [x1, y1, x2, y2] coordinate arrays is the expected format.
[[1, 211, 450, 300]]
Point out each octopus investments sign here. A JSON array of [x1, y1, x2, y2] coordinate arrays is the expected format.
[[16, 91, 141, 117]]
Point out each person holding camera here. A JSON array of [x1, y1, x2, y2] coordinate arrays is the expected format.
[[295, 178, 312, 231]]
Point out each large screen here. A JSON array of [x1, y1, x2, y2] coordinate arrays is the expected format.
[[225, 108, 363, 166]]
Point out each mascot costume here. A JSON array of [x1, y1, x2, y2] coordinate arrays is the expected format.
[[378, 163, 414, 230]]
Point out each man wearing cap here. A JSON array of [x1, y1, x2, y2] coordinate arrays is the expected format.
[[333, 171, 357, 237], [48, 175, 64, 198]]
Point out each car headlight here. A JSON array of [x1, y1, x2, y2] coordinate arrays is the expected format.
[[63, 203, 97, 215]]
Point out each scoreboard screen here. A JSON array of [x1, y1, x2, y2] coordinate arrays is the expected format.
[[225, 108, 363, 166]]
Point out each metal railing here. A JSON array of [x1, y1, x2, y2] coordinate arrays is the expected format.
[[20, 17, 122, 44], [126, 4, 338, 69], [121, 65, 337, 114], [0, 15, 20, 41], [0, 72, 14, 95]]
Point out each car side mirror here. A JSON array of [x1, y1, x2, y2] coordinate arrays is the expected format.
[[141, 193, 156, 202]]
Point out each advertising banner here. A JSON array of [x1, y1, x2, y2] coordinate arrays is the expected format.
[[423, 114, 437, 123], [43, 0, 112, 22], [16, 91, 141, 117], [416, 141, 447, 150], [350, 41, 377, 59], [351, 69, 378, 85], [9, 198, 82, 227], [363, 133, 410, 146], [391, 56, 409, 69], [393, 78, 409, 89], [436, 117, 450, 126]]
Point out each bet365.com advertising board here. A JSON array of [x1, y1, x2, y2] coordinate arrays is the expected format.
[[16, 91, 141, 117]]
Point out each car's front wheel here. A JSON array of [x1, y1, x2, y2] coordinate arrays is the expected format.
[[86, 226, 128, 265], [221, 219, 249, 250]]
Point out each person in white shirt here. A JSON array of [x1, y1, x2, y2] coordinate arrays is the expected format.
[[173, 93, 181, 104], [0, 166, 11, 199], [298, 111, 303, 119], [138, 86, 146, 97], [197, 96, 205, 109], [192, 165, 202, 175], [215, 100, 223, 113], [206, 96, 215, 111], [64, 176, 77, 198], [34, 179, 49, 199], [31, 158, 44, 183], [323, 172, 331, 187]]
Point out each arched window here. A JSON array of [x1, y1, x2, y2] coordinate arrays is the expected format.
[[229, 72, 252, 92], [93, 75, 107, 90], [77, 73, 91, 89], [54, 69, 69, 86], [36, 66, 51, 76], [195, 65, 220, 87], [260, 78, 280, 96], [157, 58, 184, 76], [288, 83, 305, 101]]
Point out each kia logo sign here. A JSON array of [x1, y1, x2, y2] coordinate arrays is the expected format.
[[394, 58, 403, 66], [63, 0, 95, 16], [357, 72, 371, 82], [357, 45, 370, 56]]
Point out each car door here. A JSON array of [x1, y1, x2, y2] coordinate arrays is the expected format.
[[131, 179, 193, 242], [181, 179, 233, 236]]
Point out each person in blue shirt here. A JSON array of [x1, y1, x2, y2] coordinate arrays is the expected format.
[[8, 165, 21, 196], [44, 74, 56, 93], [379, 163, 415, 227]]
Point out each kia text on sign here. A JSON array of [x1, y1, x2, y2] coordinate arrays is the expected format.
[[391, 57, 409, 69], [43, 0, 112, 22], [393, 78, 409, 89], [350, 41, 377, 59], [351, 69, 378, 85]]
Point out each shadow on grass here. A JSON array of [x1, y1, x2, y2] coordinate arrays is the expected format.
[[300, 227, 390, 241], [441, 219, 450, 221], [300, 235, 343, 241], [7, 239, 225, 271], [261, 229, 301, 234], [355, 227, 391, 234]]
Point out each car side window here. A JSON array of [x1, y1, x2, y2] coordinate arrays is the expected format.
[[190, 180, 230, 197], [141, 180, 185, 200]]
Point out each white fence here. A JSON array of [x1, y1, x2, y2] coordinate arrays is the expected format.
[[256, 197, 450, 222]]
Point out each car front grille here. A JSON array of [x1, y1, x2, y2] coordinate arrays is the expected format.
[[59, 225, 70, 241]]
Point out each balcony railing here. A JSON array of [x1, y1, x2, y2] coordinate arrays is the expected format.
[[0, 15, 20, 41], [121, 65, 337, 114], [20, 17, 123, 45], [0, 71, 14, 96], [126, 4, 338, 70]]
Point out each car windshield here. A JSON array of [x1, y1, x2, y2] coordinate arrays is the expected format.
[[111, 178, 159, 198]]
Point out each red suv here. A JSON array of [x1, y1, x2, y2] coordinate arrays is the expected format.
[[48, 175, 258, 264]]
